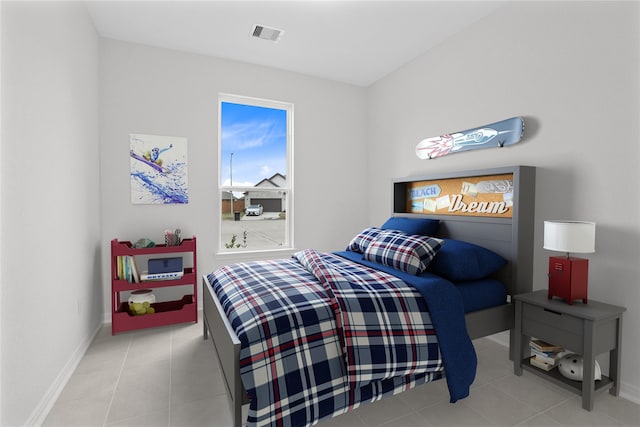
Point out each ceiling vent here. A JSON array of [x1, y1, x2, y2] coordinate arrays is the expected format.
[[250, 24, 284, 42]]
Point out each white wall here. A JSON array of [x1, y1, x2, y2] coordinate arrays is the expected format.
[[98, 39, 368, 316], [367, 1, 640, 401], [0, 2, 102, 425]]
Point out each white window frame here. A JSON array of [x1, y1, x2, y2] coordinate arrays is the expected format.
[[217, 93, 294, 254]]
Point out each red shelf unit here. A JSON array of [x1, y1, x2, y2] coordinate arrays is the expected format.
[[110, 236, 197, 335]]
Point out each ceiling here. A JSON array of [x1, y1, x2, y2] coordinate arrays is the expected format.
[[86, 1, 507, 87]]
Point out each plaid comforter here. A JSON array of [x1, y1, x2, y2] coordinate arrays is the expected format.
[[295, 249, 442, 387], [208, 250, 472, 427]]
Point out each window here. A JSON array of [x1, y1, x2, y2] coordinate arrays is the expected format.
[[218, 94, 293, 253]]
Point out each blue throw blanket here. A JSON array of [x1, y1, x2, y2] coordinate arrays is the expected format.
[[336, 250, 477, 402]]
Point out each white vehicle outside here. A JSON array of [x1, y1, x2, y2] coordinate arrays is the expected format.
[[245, 204, 264, 216]]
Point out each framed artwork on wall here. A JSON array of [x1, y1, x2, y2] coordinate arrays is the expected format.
[[130, 133, 189, 204]]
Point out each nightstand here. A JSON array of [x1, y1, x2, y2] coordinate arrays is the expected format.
[[513, 290, 625, 411]]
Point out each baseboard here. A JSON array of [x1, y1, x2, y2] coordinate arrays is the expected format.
[[25, 322, 104, 426], [485, 330, 640, 405], [620, 382, 640, 405]]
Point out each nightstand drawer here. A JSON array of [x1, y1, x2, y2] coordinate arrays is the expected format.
[[522, 304, 583, 351]]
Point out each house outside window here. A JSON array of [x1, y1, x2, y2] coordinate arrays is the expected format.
[[218, 94, 293, 253]]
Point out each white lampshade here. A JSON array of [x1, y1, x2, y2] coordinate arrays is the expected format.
[[543, 221, 596, 254]]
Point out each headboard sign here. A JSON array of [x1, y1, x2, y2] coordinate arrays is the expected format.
[[404, 173, 514, 218], [393, 166, 536, 304]]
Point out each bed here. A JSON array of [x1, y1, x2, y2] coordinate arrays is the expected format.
[[203, 165, 536, 427]]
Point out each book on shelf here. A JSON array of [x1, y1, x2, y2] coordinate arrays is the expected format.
[[129, 256, 141, 283], [140, 270, 184, 281], [530, 349, 564, 365], [529, 356, 556, 371], [125, 256, 132, 283], [116, 256, 127, 281], [115, 256, 141, 283], [529, 339, 565, 370], [530, 339, 564, 353], [116, 256, 124, 280]]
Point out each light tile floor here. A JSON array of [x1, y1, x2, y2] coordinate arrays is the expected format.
[[44, 314, 640, 427]]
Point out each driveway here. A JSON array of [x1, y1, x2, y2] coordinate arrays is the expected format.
[[241, 212, 281, 221], [221, 212, 286, 250]]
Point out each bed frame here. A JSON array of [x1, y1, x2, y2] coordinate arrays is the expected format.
[[202, 165, 536, 427]]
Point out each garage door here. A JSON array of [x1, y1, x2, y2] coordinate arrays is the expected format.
[[251, 198, 282, 212]]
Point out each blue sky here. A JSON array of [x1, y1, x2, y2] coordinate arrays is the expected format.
[[220, 102, 287, 187]]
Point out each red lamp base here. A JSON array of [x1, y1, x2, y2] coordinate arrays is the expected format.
[[547, 256, 589, 305]]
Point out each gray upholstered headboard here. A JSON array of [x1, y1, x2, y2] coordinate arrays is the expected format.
[[392, 165, 536, 297]]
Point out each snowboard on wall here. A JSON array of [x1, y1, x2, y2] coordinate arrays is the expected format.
[[415, 117, 524, 160]]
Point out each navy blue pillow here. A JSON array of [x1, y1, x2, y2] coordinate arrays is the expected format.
[[381, 217, 440, 236], [427, 239, 507, 281]]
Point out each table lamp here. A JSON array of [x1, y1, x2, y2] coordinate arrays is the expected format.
[[543, 221, 595, 304]]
